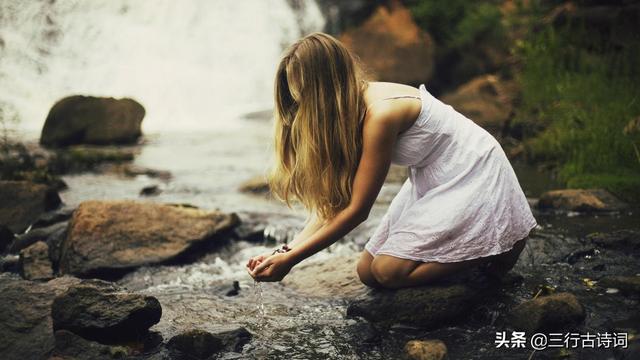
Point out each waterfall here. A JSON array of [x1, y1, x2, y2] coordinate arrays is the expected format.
[[0, 0, 325, 132]]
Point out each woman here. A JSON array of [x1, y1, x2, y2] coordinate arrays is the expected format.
[[246, 32, 537, 289]]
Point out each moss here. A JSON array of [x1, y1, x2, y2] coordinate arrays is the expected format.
[[511, 8, 640, 201]]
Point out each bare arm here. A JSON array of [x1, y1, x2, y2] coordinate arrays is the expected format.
[[285, 108, 401, 266], [287, 213, 326, 249]]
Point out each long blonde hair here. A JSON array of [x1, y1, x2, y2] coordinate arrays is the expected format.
[[268, 32, 370, 221]]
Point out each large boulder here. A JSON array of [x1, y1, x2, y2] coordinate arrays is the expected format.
[[0, 180, 61, 233], [282, 253, 369, 300], [441, 74, 517, 137], [59, 200, 240, 277], [19, 241, 53, 280], [347, 283, 478, 328], [509, 292, 585, 333], [51, 279, 161, 343], [40, 96, 145, 147], [0, 274, 81, 359], [339, 0, 434, 85], [538, 189, 627, 212]]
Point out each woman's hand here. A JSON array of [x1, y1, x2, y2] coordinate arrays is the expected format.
[[246, 252, 295, 282], [246, 251, 273, 272]]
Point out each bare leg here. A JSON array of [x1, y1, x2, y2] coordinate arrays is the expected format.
[[369, 254, 490, 289], [483, 237, 528, 278], [356, 249, 384, 289]]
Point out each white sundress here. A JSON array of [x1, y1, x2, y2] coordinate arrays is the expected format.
[[364, 84, 538, 263]]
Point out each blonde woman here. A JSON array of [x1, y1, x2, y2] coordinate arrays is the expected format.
[[246, 32, 537, 289]]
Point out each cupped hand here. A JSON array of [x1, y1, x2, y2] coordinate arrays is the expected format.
[[246, 252, 294, 282], [246, 251, 273, 272]]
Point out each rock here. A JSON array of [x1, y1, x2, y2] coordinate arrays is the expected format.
[[0, 225, 14, 253], [599, 276, 640, 296], [347, 283, 478, 328], [538, 189, 627, 212], [53, 329, 130, 360], [0, 274, 81, 360], [0, 180, 61, 233], [405, 339, 448, 360], [60, 200, 239, 277], [121, 164, 172, 180], [167, 326, 252, 359], [140, 185, 162, 196], [238, 175, 270, 196], [385, 164, 409, 183], [59, 200, 240, 278], [19, 241, 53, 280], [282, 253, 369, 300], [167, 329, 222, 359], [49, 146, 136, 174], [9, 221, 68, 254], [0, 254, 19, 273], [339, 1, 434, 85], [40, 95, 145, 147], [509, 292, 585, 333], [51, 279, 162, 343], [32, 205, 75, 228], [588, 229, 640, 252], [441, 74, 517, 136]]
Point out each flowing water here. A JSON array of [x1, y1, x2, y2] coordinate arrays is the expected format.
[[2, 1, 639, 359]]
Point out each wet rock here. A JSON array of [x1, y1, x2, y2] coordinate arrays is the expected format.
[[441, 74, 517, 137], [347, 283, 478, 328], [238, 175, 270, 196], [31, 205, 74, 228], [588, 229, 640, 252], [167, 329, 222, 359], [140, 185, 162, 196], [283, 253, 369, 300], [59, 200, 240, 278], [225, 280, 241, 296], [53, 329, 130, 360], [9, 221, 67, 253], [405, 339, 447, 360], [509, 292, 585, 333], [599, 276, 640, 296], [339, 1, 434, 85], [40, 95, 145, 147], [19, 241, 53, 280], [120, 164, 172, 180], [49, 146, 135, 174], [51, 279, 162, 343], [0, 180, 61, 233], [167, 326, 251, 359], [538, 189, 627, 212], [0, 254, 19, 273], [0, 274, 81, 360], [0, 225, 14, 253]]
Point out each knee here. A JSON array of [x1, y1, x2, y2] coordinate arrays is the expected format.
[[370, 260, 402, 289], [356, 255, 380, 288]]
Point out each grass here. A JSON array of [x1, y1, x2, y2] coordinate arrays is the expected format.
[[512, 19, 640, 200]]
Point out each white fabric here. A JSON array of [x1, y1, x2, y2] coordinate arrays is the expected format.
[[364, 84, 538, 263]]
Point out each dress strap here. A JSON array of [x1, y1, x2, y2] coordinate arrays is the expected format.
[[362, 95, 422, 121]]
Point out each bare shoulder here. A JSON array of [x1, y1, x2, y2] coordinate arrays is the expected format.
[[362, 82, 422, 135]]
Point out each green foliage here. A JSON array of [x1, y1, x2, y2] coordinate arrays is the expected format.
[[405, 0, 504, 48], [514, 16, 640, 200]]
